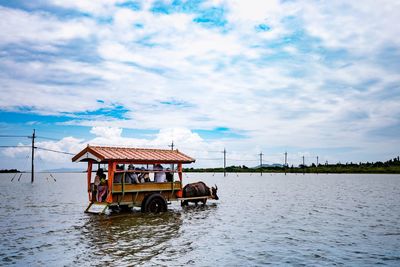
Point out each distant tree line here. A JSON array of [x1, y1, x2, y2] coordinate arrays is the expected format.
[[2, 157, 399, 174], [183, 156, 400, 174], [0, 169, 20, 173]]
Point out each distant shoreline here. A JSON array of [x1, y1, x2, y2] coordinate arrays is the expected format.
[[184, 157, 400, 174], [0, 170, 84, 174], [0, 169, 20, 173], [184, 170, 400, 174], [1, 170, 400, 174], [2, 157, 400, 174]]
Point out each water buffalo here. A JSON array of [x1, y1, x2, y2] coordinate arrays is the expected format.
[[181, 181, 219, 206]]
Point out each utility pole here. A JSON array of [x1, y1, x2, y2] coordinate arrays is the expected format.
[[223, 148, 226, 177], [259, 152, 263, 176], [302, 155, 305, 175], [169, 140, 174, 178], [284, 151, 287, 175], [316, 156, 319, 175], [31, 129, 35, 183]]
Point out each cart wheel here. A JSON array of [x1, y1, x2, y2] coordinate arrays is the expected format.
[[142, 193, 167, 213], [119, 205, 132, 212]]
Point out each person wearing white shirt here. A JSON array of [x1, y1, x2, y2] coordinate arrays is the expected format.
[[154, 164, 166, 182]]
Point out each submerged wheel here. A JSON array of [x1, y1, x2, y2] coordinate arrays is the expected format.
[[141, 193, 167, 213]]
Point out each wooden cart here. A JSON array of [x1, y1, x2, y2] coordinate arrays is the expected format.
[[72, 145, 200, 214]]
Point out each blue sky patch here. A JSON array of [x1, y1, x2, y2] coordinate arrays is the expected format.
[[151, 0, 203, 14], [70, 105, 130, 120], [135, 23, 144, 29], [0, 104, 130, 124], [0, 110, 70, 124], [193, 7, 227, 28], [194, 127, 248, 140], [368, 122, 400, 139], [116, 1, 141, 11], [160, 99, 193, 108], [372, 83, 400, 101], [256, 24, 270, 32], [376, 46, 400, 72], [0, 1, 91, 19], [150, 0, 226, 28]]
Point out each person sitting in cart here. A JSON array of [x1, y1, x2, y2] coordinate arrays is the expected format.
[[93, 169, 102, 201], [97, 176, 107, 202], [95, 169, 107, 202], [154, 164, 166, 182], [113, 164, 124, 183], [166, 167, 173, 182], [126, 164, 140, 184], [139, 167, 150, 183]]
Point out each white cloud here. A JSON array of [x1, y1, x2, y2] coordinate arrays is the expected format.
[[298, 1, 400, 53], [47, 0, 121, 16], [1, 0, 399, 168], [2, 144, 30, 158], [0, 6, 94, 46], [90, 126, 123, 139], [2, 127, 226, 168]]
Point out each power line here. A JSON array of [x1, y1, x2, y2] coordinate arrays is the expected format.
[[196, 157, 222, 160], [36, 136, 61, 141], [228, 158, 259, 162], [35, 147, 75, 155], [177, 147, 222, 153], [0, 145, 31, 148], [0, 135, 30, 138], [0, 134, 60, 141], [0, 146, 74, 155]]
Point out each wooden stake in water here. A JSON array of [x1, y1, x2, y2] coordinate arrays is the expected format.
[[31, 129, 35, 183], [284, 151, 287, 175], [223, 148, 226, 177]]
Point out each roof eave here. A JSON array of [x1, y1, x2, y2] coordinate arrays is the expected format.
[[71, 146, 105, 162]]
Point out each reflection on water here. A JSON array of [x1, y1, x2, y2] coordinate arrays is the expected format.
[[76, 212, 183, 266], [0, 173, 399, 266], [73, 204, 219, 266]]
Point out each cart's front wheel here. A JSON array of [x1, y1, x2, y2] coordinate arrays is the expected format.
[[142, 193, 167, 213]]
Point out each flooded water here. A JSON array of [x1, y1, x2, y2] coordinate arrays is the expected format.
[[0, 172, 399, 266]]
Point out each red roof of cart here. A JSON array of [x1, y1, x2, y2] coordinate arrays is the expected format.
[[72, 145, 195, 164]]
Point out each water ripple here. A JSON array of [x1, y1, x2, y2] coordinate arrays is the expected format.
[[0, 173, 400, 266]]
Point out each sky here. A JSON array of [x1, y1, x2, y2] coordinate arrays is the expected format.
[[0, 0, 399, 171]]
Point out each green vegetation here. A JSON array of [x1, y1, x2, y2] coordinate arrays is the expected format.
[[0, 169, 20, 173], [183, 156, 400, 174]]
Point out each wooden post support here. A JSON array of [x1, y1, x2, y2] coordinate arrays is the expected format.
[[178, 163, 183, 190], [170, 140, 174, 180], [106, 161, 115, 203], [87, 161, 92, 201]]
